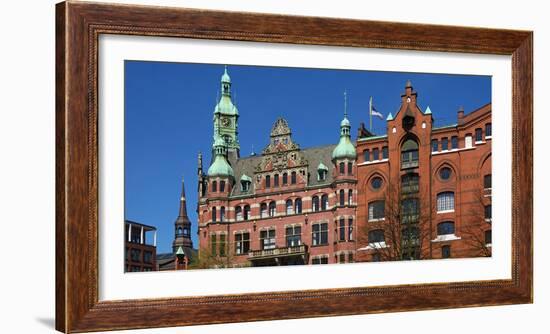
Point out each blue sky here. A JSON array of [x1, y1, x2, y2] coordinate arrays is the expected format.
[[124, 61, 491, 254]]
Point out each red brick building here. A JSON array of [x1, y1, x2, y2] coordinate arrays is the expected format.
[[196, 68, 357, 267], [355, 80, 492, 261], [194, 68, 491, 268], [124, 220, 157, 272]]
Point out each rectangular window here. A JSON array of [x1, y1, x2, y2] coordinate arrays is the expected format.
[[339, 218, 346, 241], [235, 232, 250, 255], [401, 173, 419, 194], [373, 148, 380, 160], [485, 205, 492, 220], [130, 249, 141, 262], [348, 252, 354, 263], [291, 171, 297, 184], [210, 234, 217, 256], [143, 251, 153, 264], [401, 198, 419, 224], [475, 128, 483, 142], [312, 256, 328, 265], [260, 229, 276, 250], [441, 137, 448, 151], [338, 253, 346, 263], [465, 135, 473, 148], [451, 136, 458, 149], [274, 174, 279, 187], [486, 123, 492, 137], [382, 146, 389, 159], [484, 174, 492, 189], [219, 234, 226, 256], [265, 175, 271, 188], [220, 180, 225, 192], [368, 201, 385, 221], [312, 223, 328, 246], [285, 226, 302, 247], [431, 139, 438, 152], [363, 149, 370, 162], [348, 218, 354, 240], [282, 173, 288, 185], [339, 162, 345, 174], [347, 162, 353, 175], [437, 192, 455, 212], [442, 245, 451, 259], [485, 230, 492, 244]]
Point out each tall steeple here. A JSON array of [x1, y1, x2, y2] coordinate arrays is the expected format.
[[172, 177, 193, 252], [213, 65, 240, 160]]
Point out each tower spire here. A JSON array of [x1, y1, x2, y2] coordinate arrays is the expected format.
[[344, 90, 348, 118], [178, 177, 187, 217]]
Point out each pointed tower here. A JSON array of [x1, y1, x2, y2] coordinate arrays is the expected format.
[[172, 177, 193, 253], [332, 91, 357, 161], [213, 65, 240, 161]]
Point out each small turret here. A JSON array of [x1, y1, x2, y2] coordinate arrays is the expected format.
[[207, 132, 234, 178], [332, 91, 357, 161]]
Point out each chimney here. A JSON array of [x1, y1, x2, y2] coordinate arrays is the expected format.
[[457, 105, 464, 125]]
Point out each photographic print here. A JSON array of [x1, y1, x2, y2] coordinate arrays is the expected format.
[[124, 62, 492, 272]]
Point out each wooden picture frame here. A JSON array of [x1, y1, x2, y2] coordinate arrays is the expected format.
[[56, 1, 533, 332]]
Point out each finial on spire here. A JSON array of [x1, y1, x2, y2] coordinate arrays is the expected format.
[[344, 90, 348, 118]]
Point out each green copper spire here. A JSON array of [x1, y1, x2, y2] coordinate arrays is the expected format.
[[386, 112, 394, 121], [332, 91, 357, 161]]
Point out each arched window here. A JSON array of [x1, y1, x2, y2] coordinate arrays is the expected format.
[[241, 180, 250, 192], [282, 172, 288, 185], [437, 221, 455, 235], [347, 162, 353, 174], [368, 200, 385, 221], [286, 199, 294, 215], [348, 189, 353, 205], [339, 162, 345, 174], [274, 174, 279, 187], [265, 175, 271, 188], [312, 196, 320, 212], [437, 192, 455, 212], [211, 180, 217, 192], [295, 198, 302, 214], [339, 189, 345, 206], [368, 229, 385, 243], [321, 194, 329, 210], [220, 206, 226, 222], [401, 139, 419, 169], [291, 171, 297, 184], [212, 207, 217, 222], [268, 201, 276, 217], [260, 203, 267, 218], [220, 180, 226, 192], [244, 205, 250, 220], [235, 206, 242, 221], [177, 227, 183, 236]]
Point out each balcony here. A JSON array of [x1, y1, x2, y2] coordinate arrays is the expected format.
[[248, 245, 308, 266]]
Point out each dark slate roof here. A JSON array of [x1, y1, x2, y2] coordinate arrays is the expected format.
[[229, 143, 337, 197]]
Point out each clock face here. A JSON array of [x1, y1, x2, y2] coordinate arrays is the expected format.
[[221, 117, 231, 127]]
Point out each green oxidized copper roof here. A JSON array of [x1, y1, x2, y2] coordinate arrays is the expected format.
[[214, 96, 239, 115], [208, 134, 234, 177], [208, 155, 234, 177], [176, 246, 185, 256], [332, 115, 356, 160], [317, 162, 328, 171], [332, 136, 356, 160], [240, 174, 252, 182], [221, 65, 231, 83]]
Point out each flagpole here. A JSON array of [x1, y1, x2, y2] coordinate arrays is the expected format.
[[369, 96, 372, 132]]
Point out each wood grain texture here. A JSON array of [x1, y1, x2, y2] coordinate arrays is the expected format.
[[55, 1, 533, 332]]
